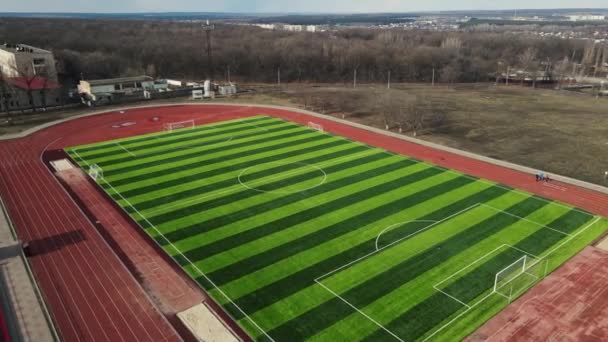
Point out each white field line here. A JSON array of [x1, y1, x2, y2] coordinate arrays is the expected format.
[[115, 143, 137, 157], [422, 215, 603, 342], [480, 203, 571, 237], [506, 244, 540, 260], [314, 280, 404, 342], [240, 120, 269, 132], [375, 220, 438, 251], [493, 290, 510, 300], [146, 149, 380, 215], [316, 203, 480, 282], [99, 177, 276, 342], [432, 286, 471, 309], [72, 149, 90, 167], [434, 244, 508, 289], [529, 216, 601, 267]]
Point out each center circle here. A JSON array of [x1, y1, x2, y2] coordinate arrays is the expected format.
[[238, 161, 327, 194]]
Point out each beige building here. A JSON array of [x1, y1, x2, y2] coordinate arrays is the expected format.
[[0, 43, 58, 81], [0, 44, 61, 112]]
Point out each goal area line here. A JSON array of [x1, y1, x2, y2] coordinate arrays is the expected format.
[[423, 216, 601, 342]]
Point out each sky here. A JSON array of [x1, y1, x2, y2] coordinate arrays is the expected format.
[[2, 0, 607, 13]]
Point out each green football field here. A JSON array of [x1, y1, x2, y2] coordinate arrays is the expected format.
[[65, 115, 607, 341]]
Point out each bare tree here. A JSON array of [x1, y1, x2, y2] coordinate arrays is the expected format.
[[518, 47, 538, 86], [9, 64, 39, 112], [396, 97, 446, 137], [580, 41, 596, 77], [0, 71, 14, 120], [145, 64, 157, 78], [379, 91, 399, 130], [440, 64, 460, 86], [553, 56, 570, 89]]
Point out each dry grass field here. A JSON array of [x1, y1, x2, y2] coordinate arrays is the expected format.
[[267, 83, 608, 186]]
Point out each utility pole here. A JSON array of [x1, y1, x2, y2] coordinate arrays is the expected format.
[[353, 68, 357, 88], [387, 70, 391, 89], [432, 68, 435, 86], [277, 67, 281, 87], [506, 66, 510, 86], [202, 20, 215, 80]]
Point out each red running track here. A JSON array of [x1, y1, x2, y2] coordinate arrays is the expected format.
[[0, 104, 607, 342]]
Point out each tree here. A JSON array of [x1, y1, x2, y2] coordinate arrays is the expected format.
[[0, 71, 14, 120], [10, 64, 38, 112], [440, 63, 461, 86], [145, 64, 157, 78], [553, 56, 570, 89], [518, 47, 538, 86]]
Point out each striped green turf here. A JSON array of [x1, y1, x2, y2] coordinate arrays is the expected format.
[[65, 115, 608, 342]]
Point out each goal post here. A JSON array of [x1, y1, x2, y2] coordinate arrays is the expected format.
[[163, 119, 195, 132], [494, 255, 527, 293], [307, 122, 324, 132], [88, 164, 103, 180], [494, 255, 549, 303]]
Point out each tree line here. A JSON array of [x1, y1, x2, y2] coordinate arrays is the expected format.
[[0, 18, 604, 87]]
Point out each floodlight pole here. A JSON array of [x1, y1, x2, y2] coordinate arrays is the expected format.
[[202, 20, 215, 80]]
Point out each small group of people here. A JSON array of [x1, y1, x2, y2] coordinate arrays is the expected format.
[[535, 172, 551, 182]]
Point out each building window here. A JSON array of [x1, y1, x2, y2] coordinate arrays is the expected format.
[[114, 84, 121, 91], [136, 82, 142, 88]]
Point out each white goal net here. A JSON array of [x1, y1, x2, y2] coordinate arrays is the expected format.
[[307, 122, 324, 132], [163, 119, 195, 132], [494, 255, 548, 303], [88, 164, 103, 180]]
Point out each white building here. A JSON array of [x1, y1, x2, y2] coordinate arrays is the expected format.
[[77, 75, 154, 102], [283, 25, 303, 32], [568, 14, 606, 21], [254, 24, 276, 30]]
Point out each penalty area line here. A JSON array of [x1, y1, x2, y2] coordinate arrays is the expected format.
[[423, 216, 603, 341]]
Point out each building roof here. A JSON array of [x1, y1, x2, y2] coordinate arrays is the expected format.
[[7, 76, 61, 90], [85, 75, 153, 86], [1, 43, 52, 54]]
